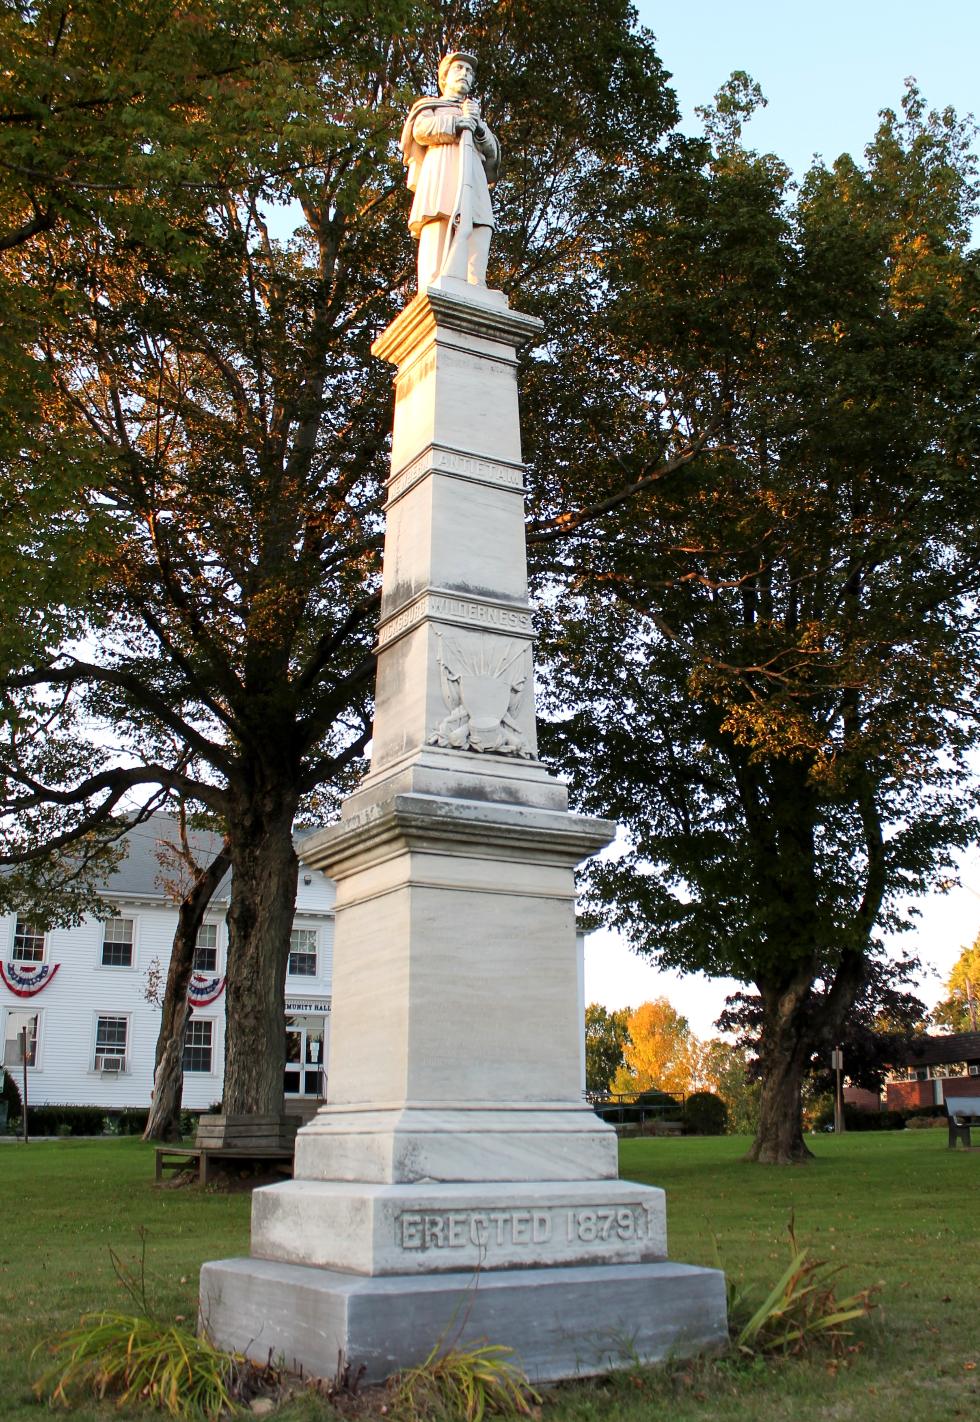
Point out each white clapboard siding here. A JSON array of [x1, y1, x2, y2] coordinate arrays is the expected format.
[[0, 841, 334, 1112]]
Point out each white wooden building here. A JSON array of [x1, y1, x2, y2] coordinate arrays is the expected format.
[[0, 817, 335, 1113]]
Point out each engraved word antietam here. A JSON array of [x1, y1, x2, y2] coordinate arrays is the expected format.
[[387, 445, 526, 505]]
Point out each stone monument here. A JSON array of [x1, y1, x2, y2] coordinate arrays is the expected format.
[[200, 51, 727, 1382]]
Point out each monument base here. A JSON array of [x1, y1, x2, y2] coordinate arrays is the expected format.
[[199, 1256, 728, 1385], [250, 1177, 667, 1275]]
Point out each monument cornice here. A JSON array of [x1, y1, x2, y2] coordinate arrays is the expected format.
[[300, 793, 615, 880], [372, 285, 544, 368]]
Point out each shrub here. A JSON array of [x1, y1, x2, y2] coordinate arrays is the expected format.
[[634, 1088, 682, 1118], [1, 1067, 22, 1117], [905, 1115, 947, 1129], [814, 1103, 904, 1132], [26, 1105, 106, 1136], [851, 1108, 904, 1132], [116, 1108, 151, 1136], [682, 1091, 729, 1136]]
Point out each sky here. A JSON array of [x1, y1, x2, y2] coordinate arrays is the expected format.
[[637, 1, 978, 185], [583, 3, 980, 1038]]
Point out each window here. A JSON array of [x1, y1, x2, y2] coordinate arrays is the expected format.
[[101, 917, 134, 967], [12, 921, 45, 962], [3, 1010, 38, 1067], [94, 1015, 128, 1071], [193, 923, 218, 974], [288, 927, 317, 977], [183, 1019, 214, 1073]]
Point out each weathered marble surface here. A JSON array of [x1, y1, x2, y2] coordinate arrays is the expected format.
[[201, 1258, 728, 1385], [400, 51, 499, 289], [199, 179, 729, 1376], [251, 1178, 666, 1275]]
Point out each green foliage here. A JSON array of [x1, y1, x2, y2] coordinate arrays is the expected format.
[[0, 0, 682, 1118], [585, 1002, 632, 1095], [633, 1087, 682, 1115], [728, 1220, 879, 1356], [388, 1338, 540, 1422], [116, 1108, 152, 1137], [538, 78, 980, 1162], [25, 1104, 105, 1137], [812, 1104, 904, 1132], [0, 1067, 21, 1117], [901, 1103, 950, 1120], [700, 1040, 761, 1135], [683, 1091, 729, 1136]]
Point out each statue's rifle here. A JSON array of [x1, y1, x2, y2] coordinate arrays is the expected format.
[[441, 118, 475, 280]]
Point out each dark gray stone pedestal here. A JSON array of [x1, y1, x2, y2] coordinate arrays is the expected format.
[[199, 1256, 728, 1384]]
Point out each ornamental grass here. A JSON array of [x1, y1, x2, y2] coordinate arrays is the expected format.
[[387, 1339, 541, 1421], [728, 1217, 879, 1357], [32, 1311, 242, 1419]]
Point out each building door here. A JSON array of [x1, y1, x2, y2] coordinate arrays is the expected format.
[[283, 1015, 325, 1097]]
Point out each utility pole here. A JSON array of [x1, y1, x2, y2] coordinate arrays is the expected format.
[[20, 1025, 29, 1145], [831, 1046, 845, 1133]]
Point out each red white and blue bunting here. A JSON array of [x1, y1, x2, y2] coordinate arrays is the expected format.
[[0, 961, 61, 997], [188, 973, 225, 1007]]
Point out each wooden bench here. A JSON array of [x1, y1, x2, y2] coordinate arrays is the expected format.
[[155, 1145, 294, 1185], [945, 1096, 980, 1150]]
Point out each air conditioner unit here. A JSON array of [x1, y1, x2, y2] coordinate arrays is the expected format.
[[969, 1065, 979, 1077], [97, 1056, 124, 1074]]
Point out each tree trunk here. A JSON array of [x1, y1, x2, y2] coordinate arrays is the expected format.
[[143, 839, 231, 1143], [745, 982, 815, 1165], [222, 786, 299, 1117]]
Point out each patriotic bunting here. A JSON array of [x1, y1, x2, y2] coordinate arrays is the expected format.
[[188, 973, 225, 1007], [0, 961, 61, 997]]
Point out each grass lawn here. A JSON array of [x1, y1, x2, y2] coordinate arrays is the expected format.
[[0, 1131, 976, 1420]]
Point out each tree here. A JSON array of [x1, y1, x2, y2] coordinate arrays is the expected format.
[[611, 998, 696, 1099], [720, 946, 929, 1103], [584, 1003, 631, 1096], [932, 933, 980, 1032], [0, 2, 682, 1117], [698, 1039, 759, 1135], [142, 818, 232, 1143], [538, 80, 980, 1163]]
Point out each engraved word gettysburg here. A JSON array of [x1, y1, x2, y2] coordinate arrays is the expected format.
[[201, 51, 727, 1381]]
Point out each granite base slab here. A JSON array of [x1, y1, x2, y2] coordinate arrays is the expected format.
[[199, 1256, 728, 1384]]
